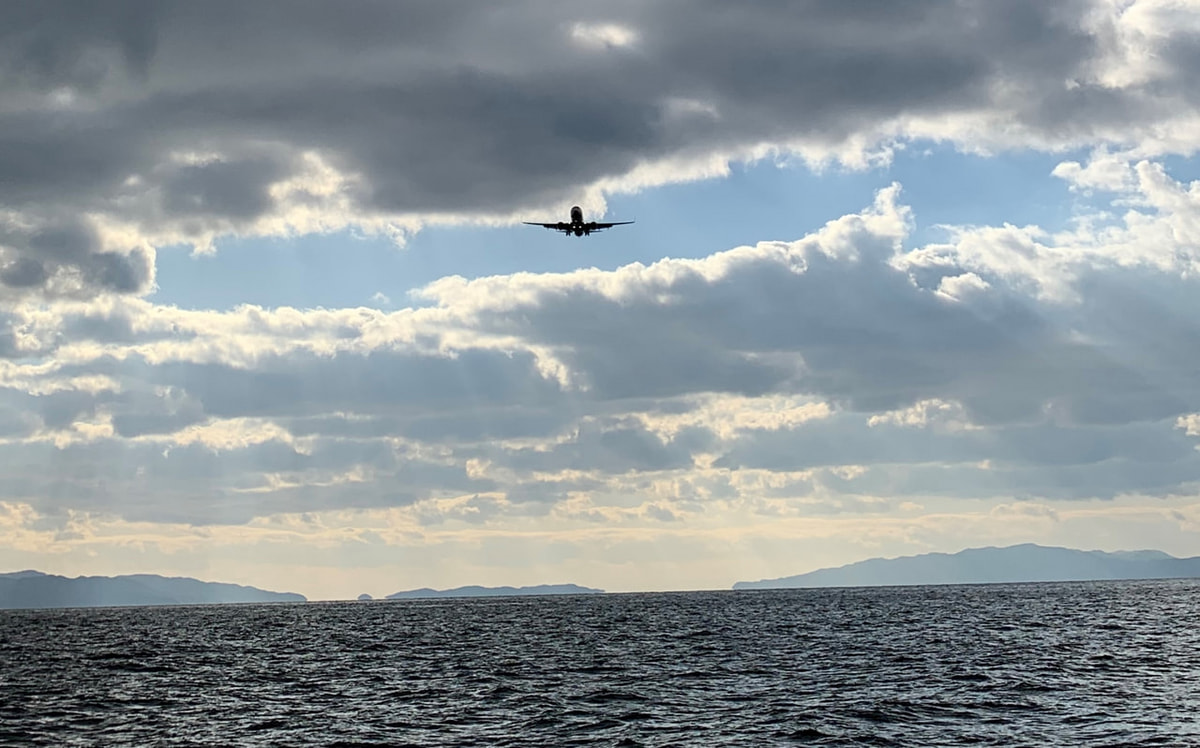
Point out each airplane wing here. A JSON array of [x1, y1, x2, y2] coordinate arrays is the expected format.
[[585, 220, 635, 232], [523, 222, 572, 234]]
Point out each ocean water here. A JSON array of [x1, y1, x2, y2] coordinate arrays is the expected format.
[[2, 580, 1198, 747]]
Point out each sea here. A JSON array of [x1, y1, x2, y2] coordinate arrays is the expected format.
[[2, 579, 1198, 747]]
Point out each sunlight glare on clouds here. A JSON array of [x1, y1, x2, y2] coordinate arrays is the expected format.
[[6, 170, 1200, 595], [569, 21, 639, 50], [4, 1, 1200, 597]]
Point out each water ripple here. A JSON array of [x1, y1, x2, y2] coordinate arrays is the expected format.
[[2, 580, 1199, 746]]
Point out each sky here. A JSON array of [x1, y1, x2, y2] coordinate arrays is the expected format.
[[4, 0, 1200, 601]]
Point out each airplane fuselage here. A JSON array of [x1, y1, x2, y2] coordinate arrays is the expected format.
[[523, 206, 633, 237]]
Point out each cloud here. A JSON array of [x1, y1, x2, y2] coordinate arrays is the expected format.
[[7, 2, 1200, 596], [4, 0, 1200, 301], [0, 216, 154, 300], [1052, 148, 1138, 193], [4, 171, 1200, 527], [570, 22, 639, 50]]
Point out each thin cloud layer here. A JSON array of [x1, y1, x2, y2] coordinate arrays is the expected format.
[[4, 1, 1200, 300]]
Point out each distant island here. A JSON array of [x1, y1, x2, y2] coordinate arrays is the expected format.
[[387, 583, 604, 600], [0, 570, 306, 610], [734, 544, 1200, 589]]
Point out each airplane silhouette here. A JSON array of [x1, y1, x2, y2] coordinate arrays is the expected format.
[[523, 206, 634, 237]]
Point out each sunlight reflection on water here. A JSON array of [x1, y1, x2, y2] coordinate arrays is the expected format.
[[2, 579, 1198, 746]]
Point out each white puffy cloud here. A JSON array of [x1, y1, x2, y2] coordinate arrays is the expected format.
[[4, 171, 1200, 538], [4, 1, 1200, 301], [1052, 148, 1138, 192]]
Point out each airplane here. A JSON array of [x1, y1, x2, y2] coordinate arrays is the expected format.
[[523, 206, 634, 237]]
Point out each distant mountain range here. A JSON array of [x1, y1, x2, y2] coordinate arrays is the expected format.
[[0, 570, 306, 610], [387, 583, 604, 600], [734, 544, 1200, 590]]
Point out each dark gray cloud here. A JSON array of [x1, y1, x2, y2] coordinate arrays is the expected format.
[[159, 157, 290, 221], [0, 433, 495, 524], [0, 216, 153, 299], [720, 411, 1195, 478], [108, 387, 206, 438], [3, 0, 1193, 298], [498, 421, 699, 475], [0, 404, 36, 439], [0, 0, 1099, 207], [150, 348, 568, 419], [0, 257, 48, 288], [29, 389, 109, 431], [0, 1, 158, 91], [823, 454, 1200, 502]]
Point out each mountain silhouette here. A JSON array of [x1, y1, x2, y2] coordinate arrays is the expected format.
[[0, 570, 306, 609], [734, 544, 1200, 589]]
